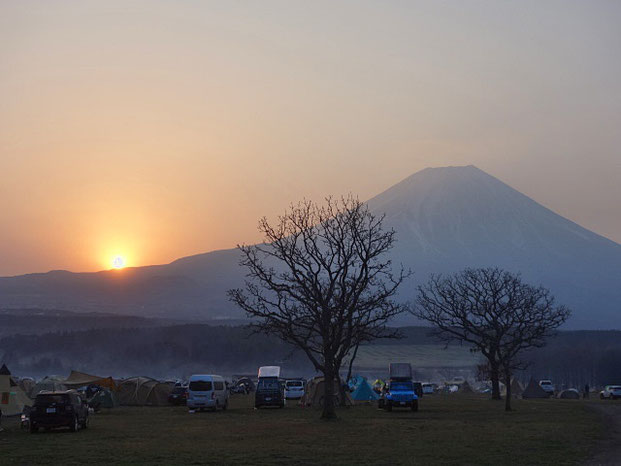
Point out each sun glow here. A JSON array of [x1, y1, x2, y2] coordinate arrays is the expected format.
[[112, 255, 126, 269]]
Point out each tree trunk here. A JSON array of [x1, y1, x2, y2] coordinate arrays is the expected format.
[[490, 361, 501, 400], [339, 343, 360, 407], [338, 373, 348, 408], [321, 365, 337, 420], [504, 369, 512, 411], [346, 342, 360, 384]]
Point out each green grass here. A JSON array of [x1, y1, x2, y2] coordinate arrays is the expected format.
[[0, 395, 604, 466], [354, 344, 481, 369]]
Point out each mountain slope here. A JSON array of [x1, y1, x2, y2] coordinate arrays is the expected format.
[[1, 166, 619, 328]]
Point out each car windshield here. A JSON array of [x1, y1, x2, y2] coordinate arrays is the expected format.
[[286, 381, 303, 387], [189, 381, 212, 391], [540, 381, 552, 385], [258, 379, 280, 390], [609, 386, 621, 390], [35, 394, 68, 405], [172, 387, 187, 394], [390, 382, 413, 391]]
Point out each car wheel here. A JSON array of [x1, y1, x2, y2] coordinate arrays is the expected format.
[[82, 416, 89, 429], [411, 401, 419, 412], [222, 399, 228, 411], [385, 401, 392, 412], [601, 393, 605, 400], [29, 423, 38, 434], [69, 416, 79, 432]]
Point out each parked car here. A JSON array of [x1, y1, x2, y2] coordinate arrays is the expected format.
[[29, 390, 89, 433], [168, 386, 188, 405], [255, 366, 284, 408], [422, 383, 436, 395], [187, 375, 229, 411], [600, 385, 621, 400], [284, 379, 305, 400], [539, 380, 555, 396]]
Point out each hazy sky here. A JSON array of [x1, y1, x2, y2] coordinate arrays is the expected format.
[[1, 0, 620, 276]]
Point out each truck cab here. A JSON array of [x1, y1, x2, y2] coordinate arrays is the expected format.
[[383, 379, 418, 411], [379, 362, 419, 412]]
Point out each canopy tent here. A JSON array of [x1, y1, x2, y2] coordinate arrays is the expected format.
[[522, 377, 550, 399], [29, 375, 67, 397], [558, 389, 580, 399], [117, 377, 174, 406], [63, 370, 117, 391], [350, 378, 379, 402], [300, 376, 353, 408], [0, 364, 32, 416]]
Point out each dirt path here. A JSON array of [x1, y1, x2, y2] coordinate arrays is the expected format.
[[584, 402, 621, 466]]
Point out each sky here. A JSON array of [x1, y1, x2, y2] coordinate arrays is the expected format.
[[1, 0, 620, 276]]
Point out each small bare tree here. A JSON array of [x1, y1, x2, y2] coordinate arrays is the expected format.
[[413, 268, 570, 410], [228, 196, 409, 419]]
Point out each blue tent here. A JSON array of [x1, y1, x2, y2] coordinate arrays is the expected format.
[[351, 378, 379, 401]]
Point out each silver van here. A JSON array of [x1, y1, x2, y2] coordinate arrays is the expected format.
[[187, 374, 229, 411]]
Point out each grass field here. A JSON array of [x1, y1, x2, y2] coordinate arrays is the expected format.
[[0, 394, 604, 466], [353, 344, 480, 370]]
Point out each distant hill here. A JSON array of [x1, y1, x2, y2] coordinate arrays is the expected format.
[[1, 165, 620, 329]]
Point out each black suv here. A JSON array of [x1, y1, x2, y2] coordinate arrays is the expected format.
[[255, 377, 285, 408], [30, 390, 89, 433]]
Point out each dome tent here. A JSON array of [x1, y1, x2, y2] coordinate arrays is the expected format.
[[350, 377, 379, 402], [558, 389, 580, 399], [300, 376, 353, 407], [117, 377, 173, 406], [522, 377, 550, 399], [29, 375, 67, 397]]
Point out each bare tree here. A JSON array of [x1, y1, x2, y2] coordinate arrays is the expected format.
[[228, 196, 409, 419], [413, 268, 570, 410]]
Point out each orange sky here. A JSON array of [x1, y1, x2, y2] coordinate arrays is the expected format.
[[1, 1, 620, 275]]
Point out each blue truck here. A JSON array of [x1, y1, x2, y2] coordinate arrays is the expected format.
[[379, 363, 419, 412]]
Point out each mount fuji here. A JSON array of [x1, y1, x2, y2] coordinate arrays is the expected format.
[[1, 166, 619, 329]]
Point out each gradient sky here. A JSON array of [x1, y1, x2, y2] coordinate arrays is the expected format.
[[1, 0, 620, 276]]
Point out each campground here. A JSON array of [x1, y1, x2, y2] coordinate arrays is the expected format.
[[0, 394, 611, 466]]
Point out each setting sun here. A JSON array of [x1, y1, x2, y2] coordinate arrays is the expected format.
[[112, 256, 126, 269]]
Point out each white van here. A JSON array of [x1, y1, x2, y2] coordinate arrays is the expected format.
[[187, 374, 229, 411]]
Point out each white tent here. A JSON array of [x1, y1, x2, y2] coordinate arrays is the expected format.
[[0, 364, 32, 416]]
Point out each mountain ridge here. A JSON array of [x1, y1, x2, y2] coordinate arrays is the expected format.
[[1, 165, 619, 329]]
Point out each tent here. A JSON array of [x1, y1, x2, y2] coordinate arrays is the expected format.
[[558, 389, 580, 399], [0, 364, 32, 416], [501, 378, 524, 397], [300, 376, 353, 407], [18, 377, 35, 396], [447, 380, 473, 394], [234, 377, 256, 392], [63, 370, 117, 391], [89, 388, 120, 409], [510, 378, 524, 397], [351, 379, 379, 402], [117, 377, 174, 406], [29, 375, 67, 397], [371, 379, 385, 393], [522, 377, 550, 399]]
